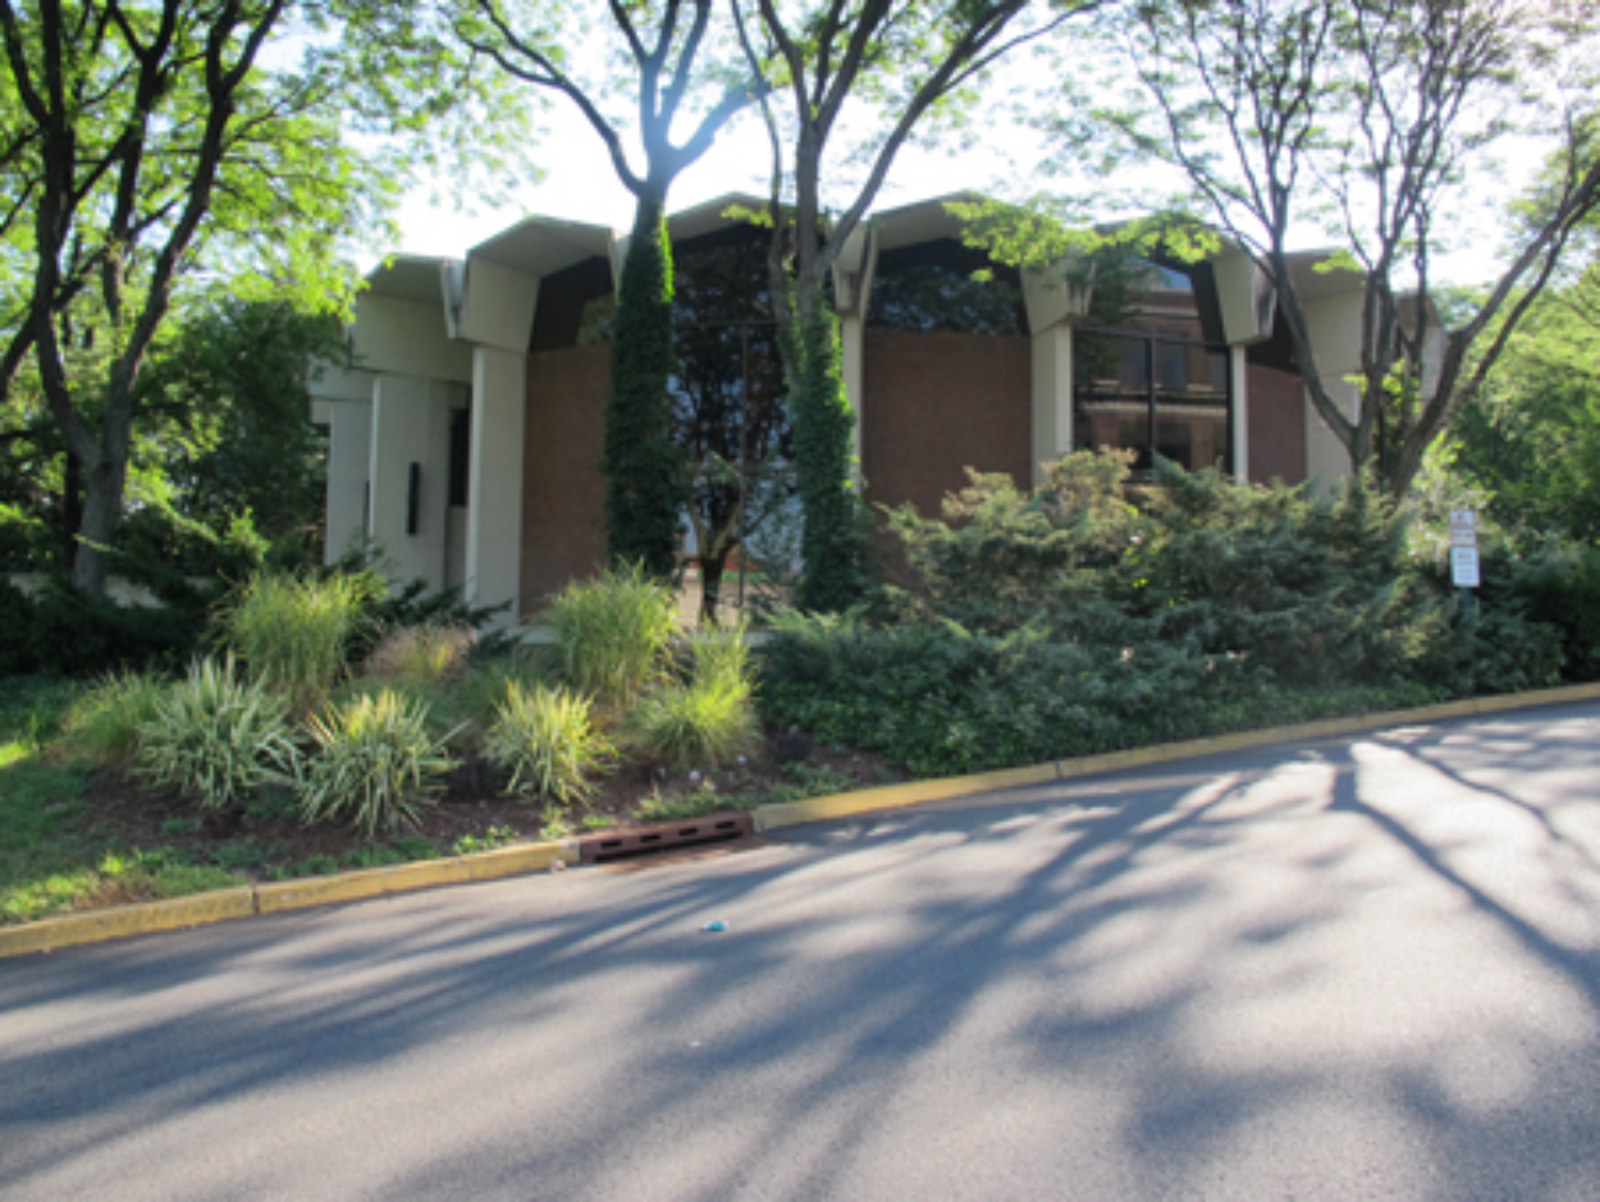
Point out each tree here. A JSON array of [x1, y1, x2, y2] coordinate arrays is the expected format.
[[732, 0, 1101, 610], [458, 0, 769, 580], [1089, 0, 1600, 496], [0, 0, 511, 596], [1448, 260, 1600, 541]]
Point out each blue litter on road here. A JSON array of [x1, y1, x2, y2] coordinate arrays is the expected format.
[[701, 921, 729, 933]]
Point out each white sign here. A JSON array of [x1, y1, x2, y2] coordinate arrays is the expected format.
[[1449, 509, 1478, 548], [1451, 546, 1481, 588]]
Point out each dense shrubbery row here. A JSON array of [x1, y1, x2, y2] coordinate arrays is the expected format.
[[760, 452, 1581, 776], [60, 565, 761, 834]]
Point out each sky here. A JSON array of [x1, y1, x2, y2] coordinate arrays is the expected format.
[[384, 57, 1552, 292], [391, 101, 1027, 264]]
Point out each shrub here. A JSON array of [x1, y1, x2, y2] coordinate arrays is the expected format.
[[363, 622, 477, 684], [62, 671, 169, 764], [1511, 544, 1600, 682], [483, 681, 614, 804], [627, 627, 760, 769], [0, 576, 204, 677], [134, 656, 299, 809], [216, 572, 366, 715], [546, 564, 678, 708], [298, 690, 450, 834]]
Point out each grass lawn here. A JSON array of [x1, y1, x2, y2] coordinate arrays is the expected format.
[[0, 680, 245, 924]]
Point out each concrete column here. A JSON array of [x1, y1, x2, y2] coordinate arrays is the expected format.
[[1230, 345, 1250, 484], [840, 312, 866, 468], [467, 346, 526, 624], [368, 374, 458, 592], [324, 399, 373, 565], [1030, 323, 1075, 486], [1301, 292, 1364, 492]]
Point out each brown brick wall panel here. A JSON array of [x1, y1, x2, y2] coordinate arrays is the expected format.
[[862, 330, 1033, 520], [1247, 362, 1307, 486], [522, 346, 610, 615]]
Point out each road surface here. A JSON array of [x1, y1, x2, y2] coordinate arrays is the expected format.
[[6, 703, 1600, 1199]]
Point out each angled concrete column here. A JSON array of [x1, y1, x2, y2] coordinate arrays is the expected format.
[[1231, 345, 1250, 484], [467, 346, 526, 624], [1029, 324, 1074, 486], [368, 374, 458, 592], [325, 399, 373, 564], [832, 224, 877, 474], [840, 313, 866, 466], [1023, 258, 1093, 487], [1301, 291, 1364, 493]]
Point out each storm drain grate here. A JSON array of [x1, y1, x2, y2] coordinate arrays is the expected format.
[[577, 813, 755, 863]]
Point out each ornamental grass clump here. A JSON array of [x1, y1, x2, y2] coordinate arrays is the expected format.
[[626, 625, 759, 769], [134, 656, 299, 809], [63, 670, 168, 764], [546, 564, 678, 709], [298, 690, 450, 835], [483, 681, 615, 804], [216, 572, 366, 716], [363, 622, 478, 685]]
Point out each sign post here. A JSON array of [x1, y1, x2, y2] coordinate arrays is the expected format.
[[1450, 509, 1479, 617]]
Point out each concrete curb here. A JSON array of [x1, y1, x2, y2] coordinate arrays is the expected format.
[[8, 680, 1600, 959], [749, 680, 1600, 833], [0, 842, 577, 960]]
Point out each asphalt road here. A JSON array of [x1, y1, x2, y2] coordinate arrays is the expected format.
[[6, 703, 1600, 1201]]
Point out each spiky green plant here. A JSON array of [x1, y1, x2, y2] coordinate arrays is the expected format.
[[134, 657, 299, 809], [545, 564, 678, 708], [63, 670, 168, 764], [484, 681, 615, 804], [216, 572, 366, 715], [298, 690, 450, 835]]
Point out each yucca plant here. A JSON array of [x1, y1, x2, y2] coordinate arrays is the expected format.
[[627, 625, 759, 768], [484, 681, 615, 804], [63, 670, 169, 764], [134, 656, 299, 809], [216, 572, 366, 716], [363, 622, 478, 684], [545, 564, 678, 709], [298, 690, 451, 835]]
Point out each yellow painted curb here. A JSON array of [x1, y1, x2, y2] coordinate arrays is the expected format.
[[1, 840, 576, 958], [454, 842, 578, 882], [753, 763, 1058, 832], [752, 681, 1600, 833], [0, 887, 257, 959]]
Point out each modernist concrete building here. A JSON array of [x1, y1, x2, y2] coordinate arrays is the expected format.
[[311, 194, 1367, 623]]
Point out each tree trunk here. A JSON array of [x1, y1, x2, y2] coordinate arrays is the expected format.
[[698, 553, 726, 626], [73, 451, 125, 595]]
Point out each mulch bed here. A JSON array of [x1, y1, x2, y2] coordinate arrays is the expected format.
[[74, 735, 906, 883]]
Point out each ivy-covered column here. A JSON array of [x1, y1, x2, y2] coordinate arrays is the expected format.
[[602, 200, 686, 578], [791, 307, 868, 612]]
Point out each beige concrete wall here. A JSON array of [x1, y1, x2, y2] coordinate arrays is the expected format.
[[352, 295, 473, 385], [368, 375, 463, 592], [325, 399, 373, 564]]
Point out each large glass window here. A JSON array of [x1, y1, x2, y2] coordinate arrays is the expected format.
[[668, 226, 795, 617], [1074, 330, 1231, 474], [867, 238, 1027, 335]]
